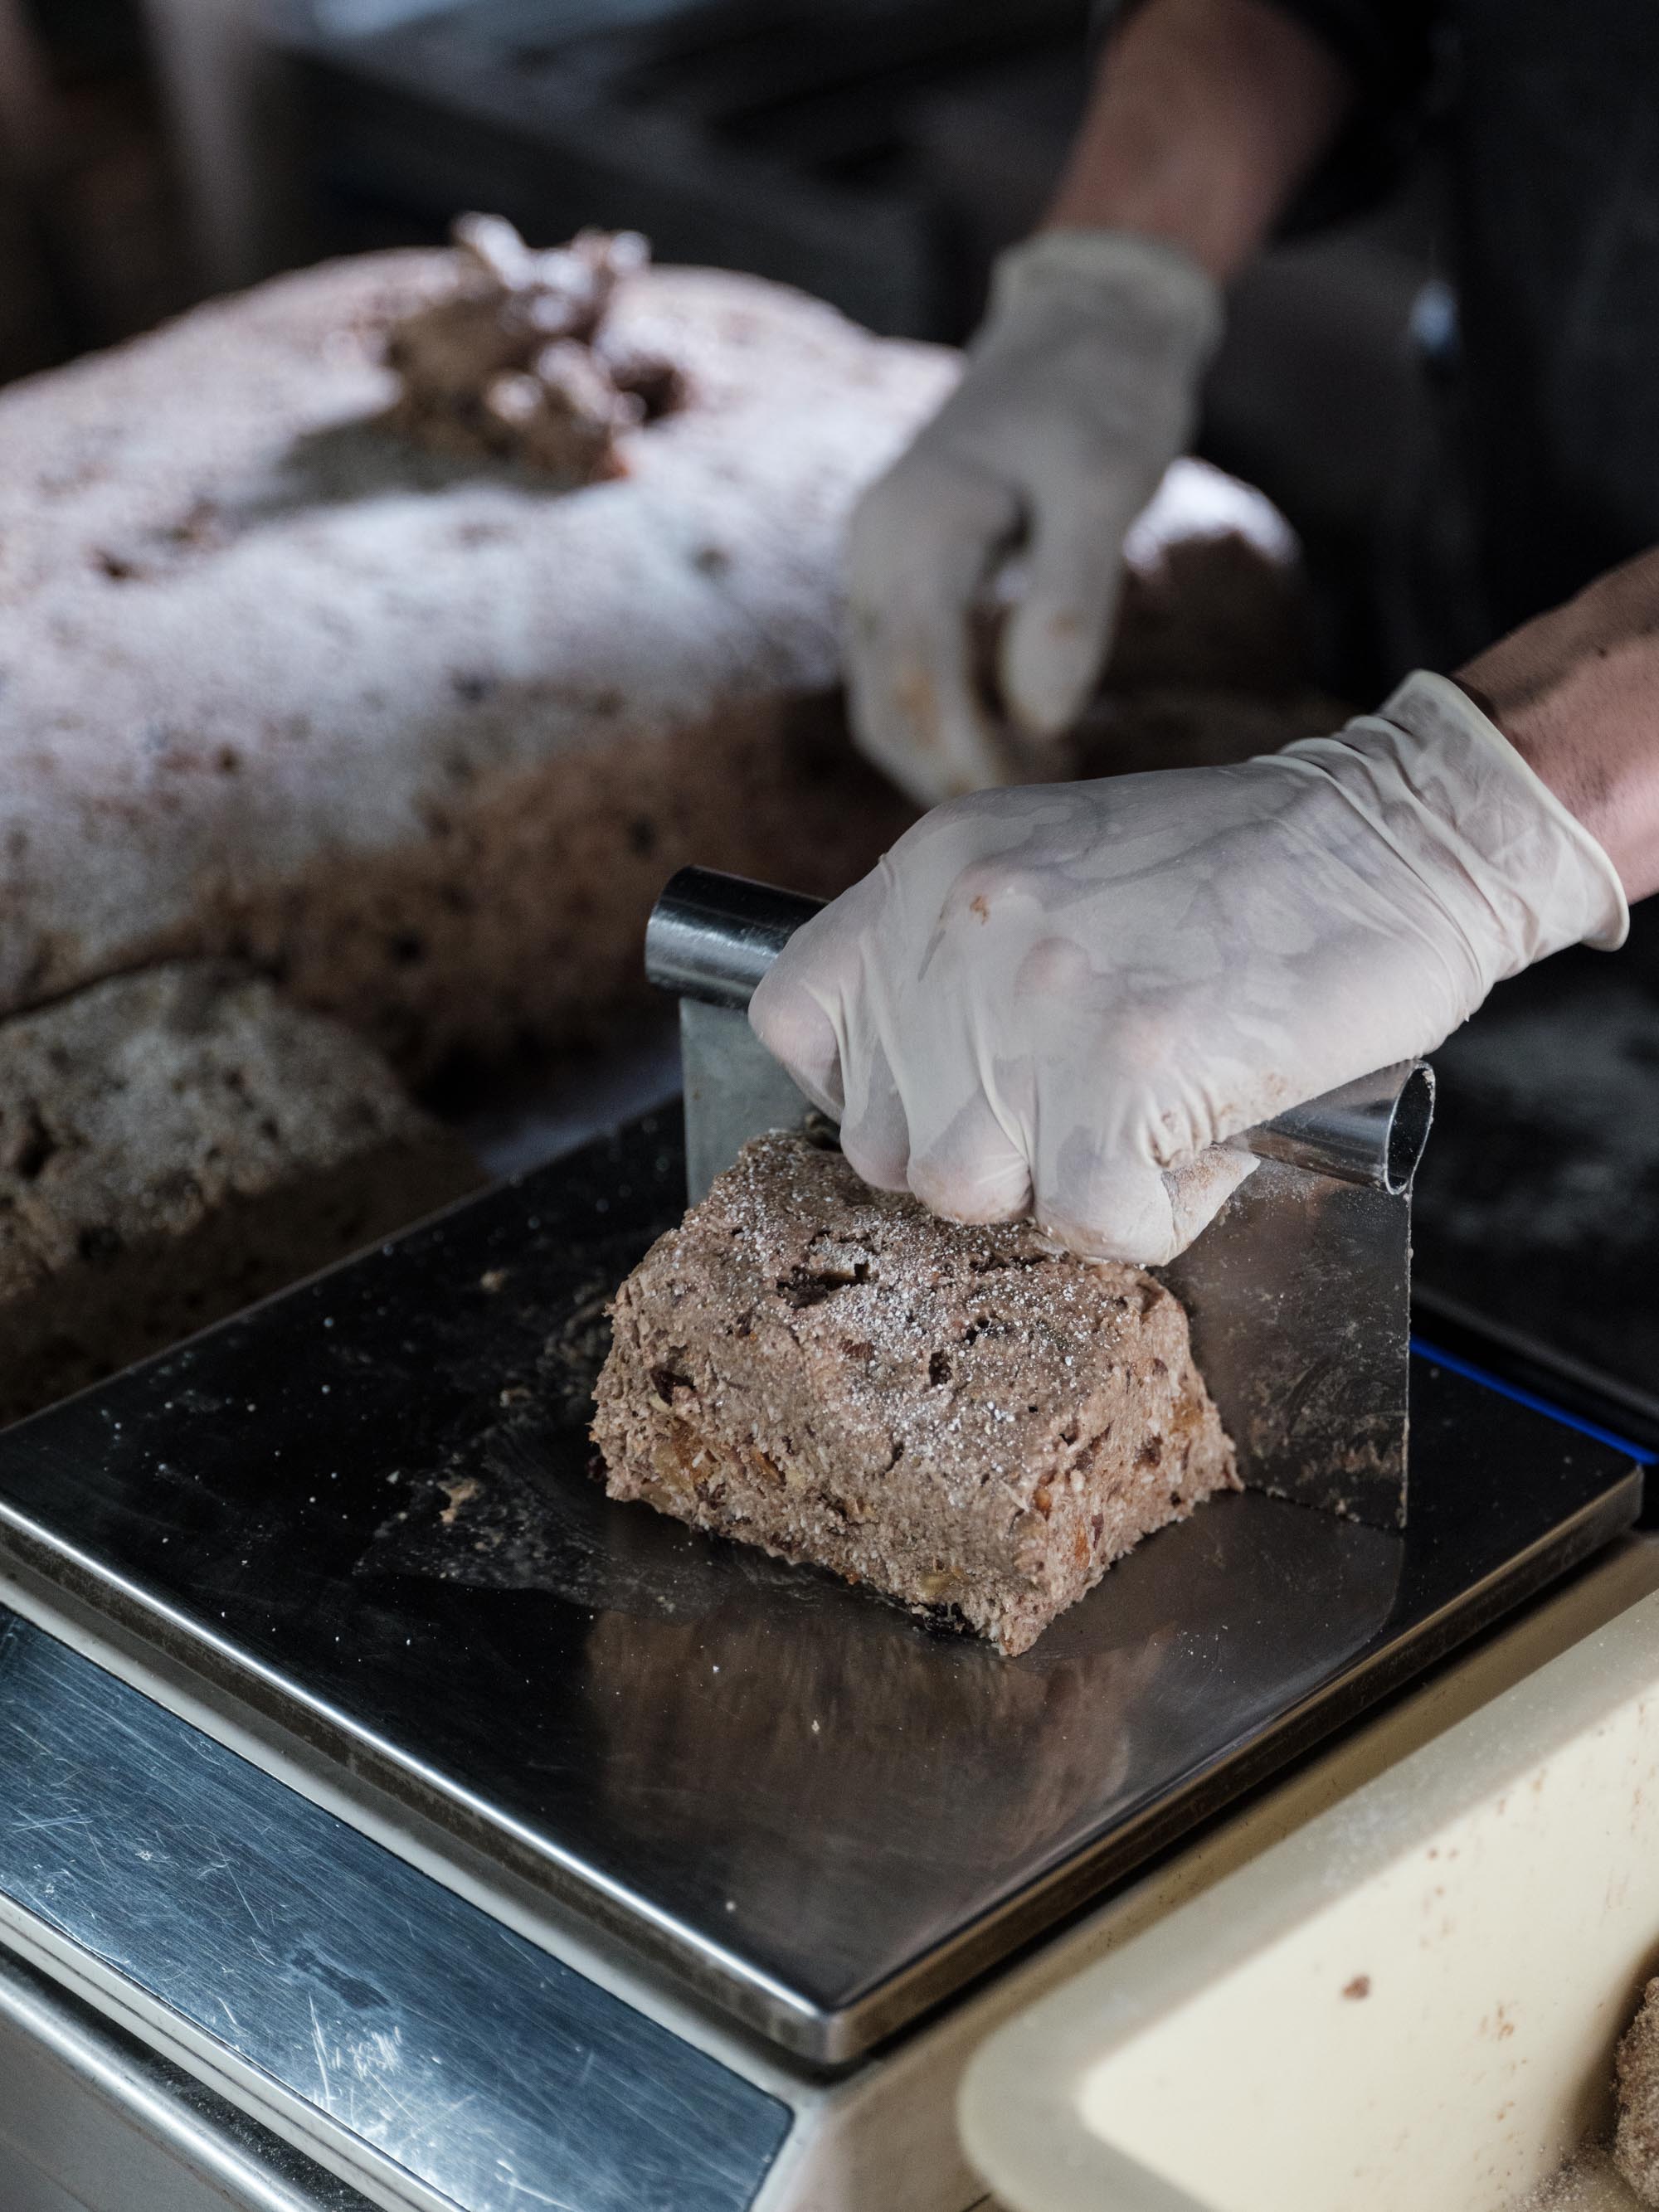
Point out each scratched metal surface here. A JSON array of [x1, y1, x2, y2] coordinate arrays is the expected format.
[[0, 1937, 380, 2211], [0, 1607, 791, 2212], [0, 1111, 1638, 2062]]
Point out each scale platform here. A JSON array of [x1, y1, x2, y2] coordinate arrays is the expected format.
[[0, 1107, 1642, 2098]]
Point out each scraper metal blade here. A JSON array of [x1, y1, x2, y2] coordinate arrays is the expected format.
[[645, 868, 1433, 1529]]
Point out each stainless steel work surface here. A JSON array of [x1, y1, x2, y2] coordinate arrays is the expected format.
[[0, 1112, 1639, 2063], [0, 1607, 789, 2212]]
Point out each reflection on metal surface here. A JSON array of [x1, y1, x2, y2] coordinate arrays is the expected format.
[[1160, 1157, 1414, 1526], [576, 1491, 1404, 2003], [364, 1447, 1406, 1997], [646, 868, 1431, 1515], [0, 1611, 790, 2212], [0, 1117, 1637, 2064]]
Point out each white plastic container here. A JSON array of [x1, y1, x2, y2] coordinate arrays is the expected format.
[[961, 1591, 1659, 2212]]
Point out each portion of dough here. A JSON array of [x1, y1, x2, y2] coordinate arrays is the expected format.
[[1617, 1976, 1659, 2205], [0, 963, 479, 1424], [591, 1130, 1237, 1655]]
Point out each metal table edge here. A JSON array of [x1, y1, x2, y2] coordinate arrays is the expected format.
[[0, 1537, 840, 2073], [0, 1899, 456, 2212], [0, 1457, 1637, 2069], [0, 1937, 380, 2212]]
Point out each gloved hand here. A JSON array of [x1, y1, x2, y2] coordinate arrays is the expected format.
[[844, 229, 1224, 807], [752, 673, 1627, 1266]]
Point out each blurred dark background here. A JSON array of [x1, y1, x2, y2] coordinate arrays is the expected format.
[[0, 0, 1448, 698]]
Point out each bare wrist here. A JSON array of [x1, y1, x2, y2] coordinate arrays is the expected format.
[[1455, 547, 1659, 904], [1042, 0, 1354, 281]]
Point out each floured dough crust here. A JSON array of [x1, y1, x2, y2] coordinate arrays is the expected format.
[[592, 1131, 1237, 1655], [0, 248, 944, 1074], [0, 240, 1304, 1079]]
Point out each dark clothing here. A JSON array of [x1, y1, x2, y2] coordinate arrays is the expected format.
[[1097, 0, 1659, 650], [1258, 0, 1441, 222], [1270, 0, 1659, 644]]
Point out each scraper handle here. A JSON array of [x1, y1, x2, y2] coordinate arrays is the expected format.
[[647, 867, 824, 1006], [646, 868, 1433, 1196]]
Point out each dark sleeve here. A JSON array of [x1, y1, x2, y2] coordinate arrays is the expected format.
[[1092, 0, 1445, 230]]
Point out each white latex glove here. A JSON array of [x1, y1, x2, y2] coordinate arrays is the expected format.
[[752, 673, 1627, 1267], [844, 229, 1223, 807]]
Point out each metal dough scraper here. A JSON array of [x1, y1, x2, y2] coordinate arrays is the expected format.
[[646, 865, 1434, 1529]]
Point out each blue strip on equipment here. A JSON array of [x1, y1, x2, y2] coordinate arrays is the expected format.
[[1412, 1336, 1658, 1466]]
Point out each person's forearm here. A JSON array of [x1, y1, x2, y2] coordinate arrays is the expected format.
[[1457, 547, 1659, 905], [1044, 0, 1355, 280]]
